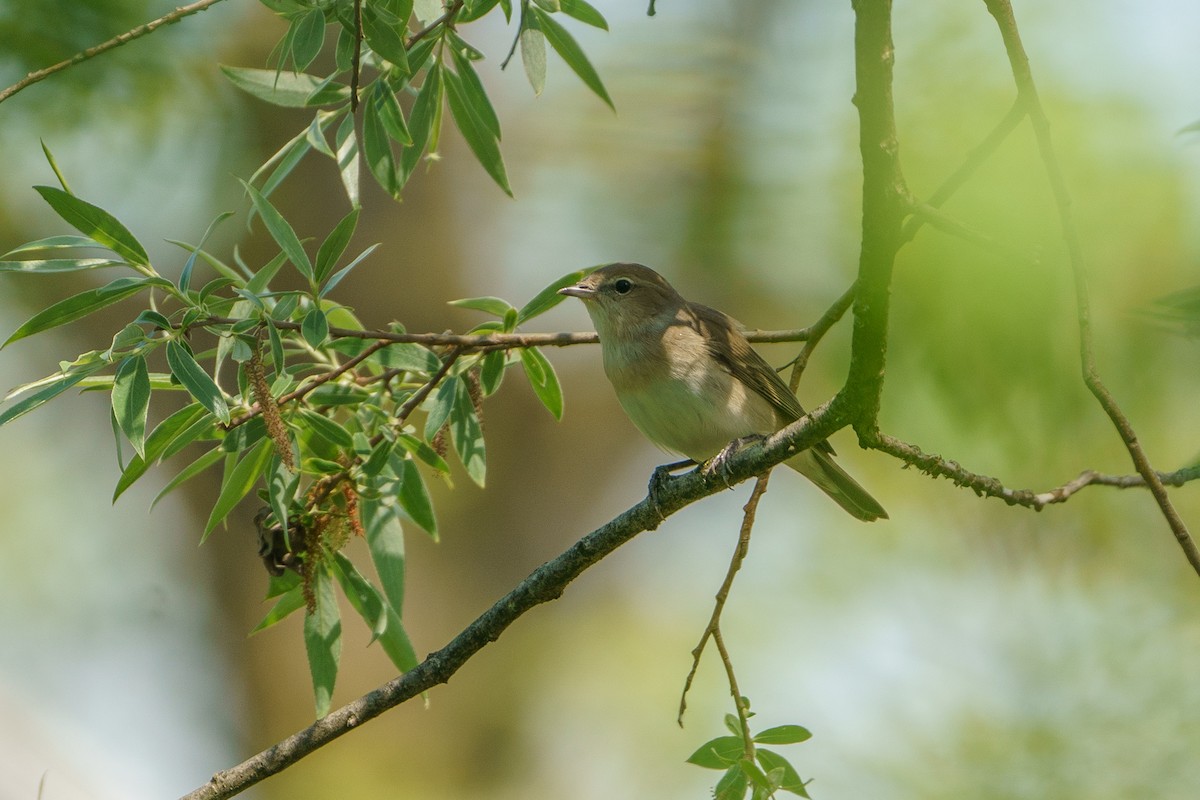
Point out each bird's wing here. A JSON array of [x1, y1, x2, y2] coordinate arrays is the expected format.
[[689, 302, 836, 456]]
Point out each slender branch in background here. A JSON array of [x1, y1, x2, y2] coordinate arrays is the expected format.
[[786, 283, 856, 392], [898, 98, 1028, 245], [0, 0, 228, 105], [870, 432, 1200, 510], [678, 473, 771, 736], [982, 0, 1200, 577], [908, 202, 1038, 265]]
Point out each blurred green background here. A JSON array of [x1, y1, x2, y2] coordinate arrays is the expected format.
[[2, 1, 1200, 798]]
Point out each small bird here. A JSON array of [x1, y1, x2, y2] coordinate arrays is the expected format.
[[559, 263, 886, 521]]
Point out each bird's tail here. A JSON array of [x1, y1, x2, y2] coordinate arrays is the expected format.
[[786, 449, 888, 522]]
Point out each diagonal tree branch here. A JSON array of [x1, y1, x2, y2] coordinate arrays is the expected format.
[[180, 401, 845, 800], [982, 0, 1200, 577], [0, 0, 229, 105]]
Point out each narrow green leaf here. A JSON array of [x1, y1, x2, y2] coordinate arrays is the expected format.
[[242, 181, 313, 281], [0, 366, 99, 427], [40, 139, 72, 192], [112, 355, 151, 457], [204, 438, 273, 538], [424, 375, 459, 439], [395, 433, 451, 473], [361, 496, 407, 617], [166, 340, 230, 424], [686, 736, 745, 769], [398, 457, 438, 537], [3, 234, 99, 256], [713, 765, 749, 800], [291, 8, 327, 71], [331, 553, 387, 640], [112, 403, 210, 501], [370, 79, 412, 146], [450, 48, 502, 140], [753, 725, 812, 746], [518, 267, 597, 323], [335, 114, 360, 207], [448, 296, 514, 317], [444, 69, 512, 196], [360, 7, 410, 72], [460, 0, 501, 22], [5, 276, 154, 347], [220, 66, 351, 107], [267, 453, 298, 540], [531, 7, 614, 109], [299, 407, 354, 448], [33, 186, 150, 267], [151, 445, 224, 509], [399, 64, 444, 184], [315, 208, 360, 284], [319, 243, 378, 297], [451, 379, 486, 486], [301, 307, 329, 347], [755, 750, 810, 798], [252, 583, 306, 632], [520, 346, 563, 419], [560, 0, 608, 29], [0, 258, 123, 273], [363, 82, 402, 198], [180, 211, 235, 293], [479, 350, 506, 396], [304, 563, 342, 718], [519, 26, 547, 96]]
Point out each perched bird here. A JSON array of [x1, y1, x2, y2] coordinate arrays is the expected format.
[[559, 263, 886, 521]]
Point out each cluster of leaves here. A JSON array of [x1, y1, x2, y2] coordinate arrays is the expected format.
[[233, 0, 612, 201], [0, 148, 585, 716], [687, 702, 813, 800]]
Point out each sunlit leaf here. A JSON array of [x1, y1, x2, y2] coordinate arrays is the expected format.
[[399, 64, 444, 184], [755, 750, 810, 798], [111, 355, 151, 457], [252, 583, 306, 632], [520, 346, 563, 419], [753, 725, 812, 746], [363, 82, 402, 198], [166, 340, 230, 423], [686, 736, 745, 769], [33, 186, 150, 267], [113, 403, 210, 501], [530, 7, 614, 109], [5, 277, 156, 347], [560, 0, 607, 29], [518, 267, 597, 323], [519, 26, 547, 96], [203, 438, 273, 538], [0, 258, 123, 273], [444, 69, 512, 196], [291, 8, 326, 71], [304, 563, 342, 718], [451, 379, 486, 486], [398, 457, 438, 537], [450, 47, 501, 139], [301, 306, 329, 347], [0, 366, 101, 427], [220, 66, 351, 107], [448, 295, 514, 317], [151, 445, 224, 508], [242, 181, 314, 281]]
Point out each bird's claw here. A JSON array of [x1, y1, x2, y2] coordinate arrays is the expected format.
[[702, 434, 766, 488], [648, 459, 694, 523]]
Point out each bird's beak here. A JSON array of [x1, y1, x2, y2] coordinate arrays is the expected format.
[[558, 283, 596, 300]]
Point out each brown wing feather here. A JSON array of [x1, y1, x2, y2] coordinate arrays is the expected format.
[[687, 301, 836, 456]]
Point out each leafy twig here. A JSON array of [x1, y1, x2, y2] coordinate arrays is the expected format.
[[679, 473, 772, 750]]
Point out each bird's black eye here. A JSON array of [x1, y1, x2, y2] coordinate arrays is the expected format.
[[613, 278, 633, 294]]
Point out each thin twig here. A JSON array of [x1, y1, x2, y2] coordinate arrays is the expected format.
[[392, 346, 463, 430], [787, 283, 856, 392], [982, 0, 1200, 577], [191, 316, 812, 350], [0, 0, 228, 105], [407, 0, 465, 48], [908, 202, 1038, 265], [868, 431, 1200, 510], [678, 473, 771, 730], [223, 339, 391, 431], [899, 98, 1027, 245]]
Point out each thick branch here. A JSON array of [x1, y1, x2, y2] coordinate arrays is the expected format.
[[844, 0, 909, 435], [0, 0, 228, 105], [982, 0, 1200, 576]]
